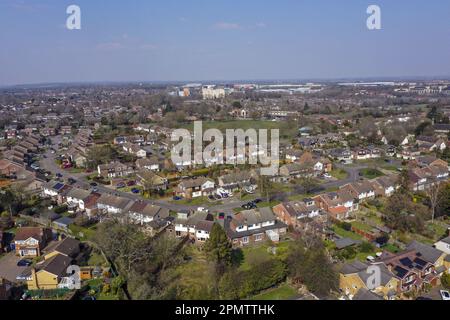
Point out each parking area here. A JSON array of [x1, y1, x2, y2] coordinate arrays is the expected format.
[[0, 252, 28, 283]]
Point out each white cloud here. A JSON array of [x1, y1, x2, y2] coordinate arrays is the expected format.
[[214, 22, 241, 30]]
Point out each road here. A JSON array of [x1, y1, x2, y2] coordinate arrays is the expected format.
[[39, 136, 400, 214]]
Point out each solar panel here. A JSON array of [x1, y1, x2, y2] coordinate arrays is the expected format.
[[394, 266, 408, 278], [399, 257, 413, 268], [53, 183, 64, 190]]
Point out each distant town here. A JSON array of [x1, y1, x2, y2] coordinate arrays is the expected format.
[[0, 79, 449, 301]]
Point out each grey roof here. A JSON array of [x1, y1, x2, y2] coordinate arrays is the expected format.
[[39, 254, 72, 276], [353, 288, 383, 300], [437, 236, 450, 245], [334, 237, 361, 250], [53, 217, 73, 227], [406, 241, 443, 264]]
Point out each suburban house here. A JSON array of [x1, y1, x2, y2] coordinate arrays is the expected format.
[[313, 190, 358, 221], [340, 180, 376, 202], [328, 148, 353, 164], [175, 177, 215, 199], [21, 254, 73, 290], [42, 237, 81, 261], [224, 208, 287, 246], [174, 211, 215, 243], [218, 171, 254, 191], [136, 170, 168, 191], [375, 248, 442, 294], [97, 161, 134, 179], [97, 194, 133, 214], [339, 260, 399, 300], [14, 227, 53, 258], [273, 198, 326, 231], [136, 157, 160, 171], [127, 201, 170, 225], [123, 143, 147, 158], [279, 163, 314, 181], [66, 188, 93, 211], [370, 175, 399, 197]]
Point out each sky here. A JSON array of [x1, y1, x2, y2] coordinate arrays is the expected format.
[[0, 0, 449, 86]]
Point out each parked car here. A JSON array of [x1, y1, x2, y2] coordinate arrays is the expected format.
[[90, 182, 98, 187], [116, 183, 126, 189], [17, 259, 32, 267], [131, 188, 140, 194], [127, 181, 136, 187], [172, 196, 182, 201], [440, 290, 450, 301], [68, 178, 77, 185]]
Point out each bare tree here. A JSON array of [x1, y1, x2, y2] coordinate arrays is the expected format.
[[427, 182, 443, 223]]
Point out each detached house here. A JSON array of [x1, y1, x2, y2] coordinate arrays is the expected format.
[[224, 208, 287, 246], [175, 177, 215, 199], [14, 227, 53, 258], [66, 188, 93, 211], [371, 175, 398, 197]]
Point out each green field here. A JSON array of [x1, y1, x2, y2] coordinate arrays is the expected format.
[[330, 169, 349, 180]]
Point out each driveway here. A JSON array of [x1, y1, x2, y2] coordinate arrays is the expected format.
[[0, 252, 28, 284]]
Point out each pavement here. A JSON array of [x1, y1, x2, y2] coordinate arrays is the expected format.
[[0, 252, 28, 284]]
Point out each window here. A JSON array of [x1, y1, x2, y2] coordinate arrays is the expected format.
[[255, 234, 263, 242], [242, 237, 249, 244]]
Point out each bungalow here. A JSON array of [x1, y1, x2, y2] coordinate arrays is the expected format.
[[175, 177, 215, 199], [14, 227, 53, 258], [224, 208, 287, 246]]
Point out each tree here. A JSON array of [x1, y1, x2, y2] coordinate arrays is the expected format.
[[427, 182, 444, 223], [204, 223, 232, 267], [298, 176, 319, 195], [302, 249, 338, 296], [258, 176, 276, 202], [436, 182, 450, 218], [0, 211, 12, 229], [441, 272, 450, 290]]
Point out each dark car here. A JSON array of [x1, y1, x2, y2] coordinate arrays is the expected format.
[[173, 196, 182, 201], [127, 181, 136, 187], [68, 178, 77, 185], [56, 173, 63, 178], [17, 259, 32, 267], [131, 188, 140, 194], [253, 199, 262, 203], [90, 182, 98, 187]]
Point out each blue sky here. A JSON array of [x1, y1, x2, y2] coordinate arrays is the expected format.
[[0, 0, 449, 85]]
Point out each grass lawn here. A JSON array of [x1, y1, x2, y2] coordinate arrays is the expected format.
[[88, 251, 108, 267], [332, 225, 363, 241], [330, 169, 349, 180], [359, 168, 384, 179], [351, 221, 374, 233], [69, 224, 97, 241], [250, 283, 298, 300], [383, 243, 401, 253]]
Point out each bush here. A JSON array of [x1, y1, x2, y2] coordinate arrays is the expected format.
[[340, 222, 352, 232], [442, 272, 450, 290], [54, 205, 68, 214], [360, 242, 374, 253]]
